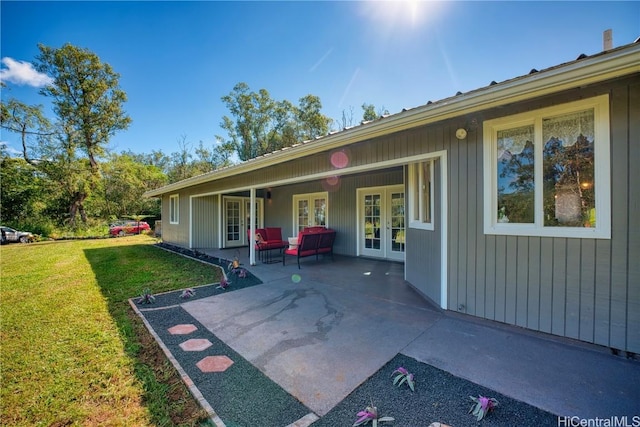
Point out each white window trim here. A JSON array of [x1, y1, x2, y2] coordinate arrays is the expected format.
[[169, 194, 179, 224], [408, 161, 435, 231], [483, 94, 611, 239], [292, 191, 329, 232]]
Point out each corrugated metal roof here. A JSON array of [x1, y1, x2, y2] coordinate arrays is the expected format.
[[145, 39, 640, 197]]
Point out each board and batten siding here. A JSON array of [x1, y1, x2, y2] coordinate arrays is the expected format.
[[444, 76, 639, 353], [161, 193, 189, 247], [192, 195, 218, 249], [264, 169, 404, 256], [158, 74, 638, 353]]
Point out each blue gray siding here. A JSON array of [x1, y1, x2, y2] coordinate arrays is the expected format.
[[158, 75, 639, 353]]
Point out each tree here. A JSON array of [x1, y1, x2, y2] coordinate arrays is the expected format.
[[35, 43, 131, 225], [336, 106, 356, 131], [362, 103, 389, 122], [0, 98, 53, 164], [220, 83, 276, 161], [193, 138, 235, 173], [296, 94, 331, 141], [88, 153, 166, 219], [219, 82, 332, 161]]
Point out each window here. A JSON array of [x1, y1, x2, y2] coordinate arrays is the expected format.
[[169, 194, 179, 224], [483, 95, 610, 238], [292, 192, 328, 233], [408, 160, 434, 230]]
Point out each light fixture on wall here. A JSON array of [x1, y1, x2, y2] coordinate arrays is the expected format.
[[456, 117, 478, 140], [455, 128, 468, 140]]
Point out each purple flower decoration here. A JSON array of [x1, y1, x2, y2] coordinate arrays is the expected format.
[[392, 366, 415, 391], [469, 395, 498, 420], [353, 404, 394, 426], [217, 277, 230, 290], [180, 288, 196, 299], [137, 288, 155, 304], [354, 408, 376, 425]]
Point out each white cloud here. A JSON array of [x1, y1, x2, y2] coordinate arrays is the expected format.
[[0, 57, 53, 87], [0, 142, 23, 156]]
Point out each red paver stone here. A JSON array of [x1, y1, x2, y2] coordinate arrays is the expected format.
[[196, 355, 234, 373], [168, 324, 198, 335], [179, 338, 213, 351]]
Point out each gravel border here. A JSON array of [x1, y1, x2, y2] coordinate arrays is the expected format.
[[138, 243, 558, 426], [313, 353, 557, 426]]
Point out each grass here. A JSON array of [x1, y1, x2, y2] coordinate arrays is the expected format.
[[0, 235, 222, 426]]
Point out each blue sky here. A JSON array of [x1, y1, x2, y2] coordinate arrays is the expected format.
[[1, 1, 638, 157]]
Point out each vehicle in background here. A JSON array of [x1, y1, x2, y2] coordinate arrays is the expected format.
[[1, 226, 35, 244], [109, 220, 151, 236]]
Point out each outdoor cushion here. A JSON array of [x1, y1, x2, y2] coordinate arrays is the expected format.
[[283, 229, 335, 268]]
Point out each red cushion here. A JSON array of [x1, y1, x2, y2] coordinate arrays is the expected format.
[[264, 227, 283, 241]]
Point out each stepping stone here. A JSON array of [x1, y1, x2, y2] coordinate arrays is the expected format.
[[168, 324, 198, 335], [179, 338, 212, 351], [196, 355, 234, 373]]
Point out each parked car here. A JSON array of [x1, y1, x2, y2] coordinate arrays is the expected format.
[[1, 226, 35, 244], [109, 220, 151, 236]]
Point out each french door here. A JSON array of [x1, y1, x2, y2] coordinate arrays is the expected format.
[[292, 192, 328, 233], [358, 185, 405, 261], [223, 196, 263, 248]]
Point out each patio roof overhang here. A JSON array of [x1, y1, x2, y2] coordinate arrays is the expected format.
[[144, 42, 640, 198]]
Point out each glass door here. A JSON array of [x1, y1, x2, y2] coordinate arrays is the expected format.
[[293, 192, 328, 233], [388, 189, 405, 260], [358, 185, 405, 261], [224, 196, 263, 248], [224, 198, 242, 247]]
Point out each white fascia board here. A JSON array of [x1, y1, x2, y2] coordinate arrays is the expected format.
[[144, 44, 640, 198]]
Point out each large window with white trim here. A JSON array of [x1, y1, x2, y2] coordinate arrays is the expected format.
[[483, 95, 610, 238], [169, 194, 179, 224], [292, 192, 328, 233], [408, 160, 434, 230]]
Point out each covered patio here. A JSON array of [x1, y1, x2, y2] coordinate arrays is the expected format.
[[158, 247, 640, 422], [195, 246, 432, 311]]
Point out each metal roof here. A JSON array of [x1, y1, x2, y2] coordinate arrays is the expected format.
[[145, 40, 640, 197]]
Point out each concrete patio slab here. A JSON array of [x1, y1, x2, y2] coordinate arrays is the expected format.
[[402, 314, 640, 419], [183, 277, 441, 416]]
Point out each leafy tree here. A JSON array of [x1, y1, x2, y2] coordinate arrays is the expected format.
[[362, 103, 389, 122], [35, 43, 131, 225], [219, 82, 331, 161], [220, 83, 275, 161], [297, 94, 331, 140], [193, 138, 235, 173], [0, 156, 48, 224], [0, 99, 53, 163], [88, 153, 166, 219]]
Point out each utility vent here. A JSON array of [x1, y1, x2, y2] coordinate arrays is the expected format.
[[603, 29, 613, 51]]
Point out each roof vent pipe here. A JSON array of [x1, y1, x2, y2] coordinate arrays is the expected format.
[[603, 29, 613, 51]]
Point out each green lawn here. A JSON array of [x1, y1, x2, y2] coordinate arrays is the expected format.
[[0, 235, 223, 426]]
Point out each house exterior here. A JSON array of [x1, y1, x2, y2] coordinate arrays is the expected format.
[[145, 41, 640, 354]]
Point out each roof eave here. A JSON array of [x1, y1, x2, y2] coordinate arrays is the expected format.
[[144, 43, 640, 198]]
